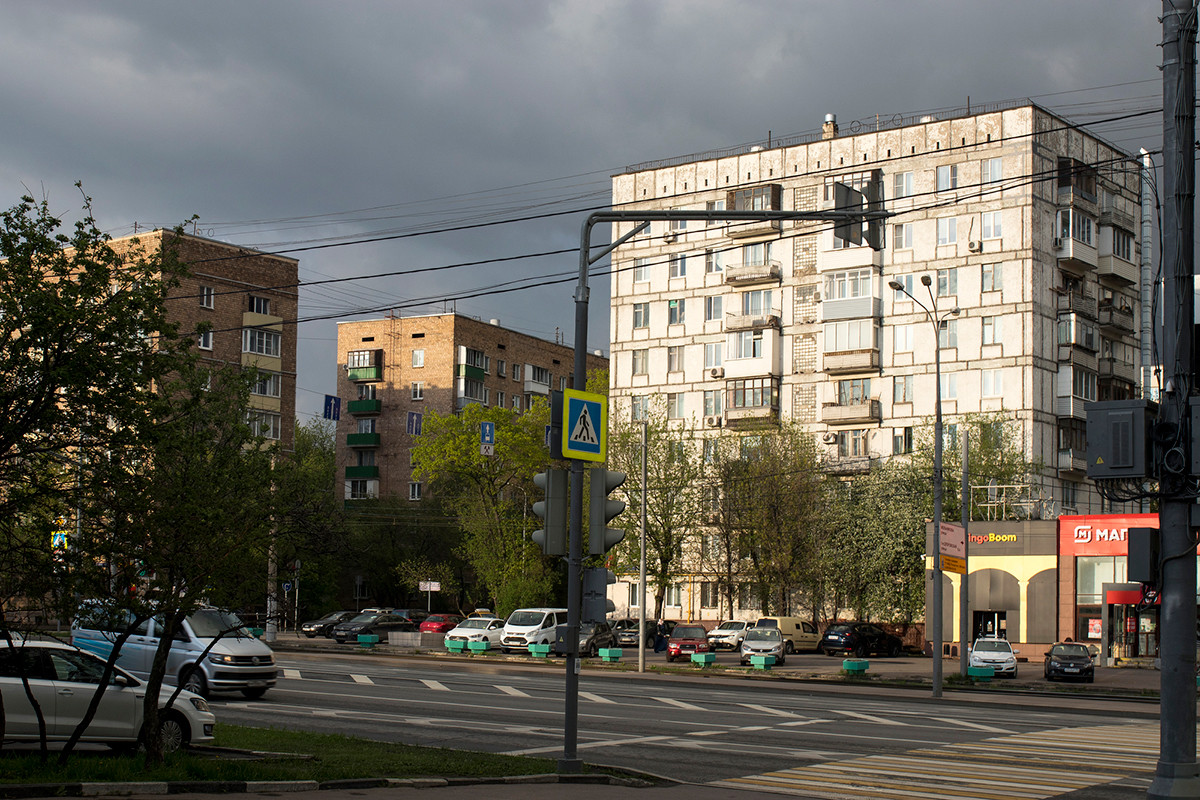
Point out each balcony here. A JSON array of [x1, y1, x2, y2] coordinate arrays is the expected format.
[[457, 363, 487, 381], [1055, 236, 1098, 273], [823, 455, 872, 476], [821, 295, 883, 322], [1099, 356, 1138, 384], [1097, 253, 1138, 285], [345, 465, 379, 479], [724, 260, 782, 286], [1057, 448, 1087, 475], [347, 365, 381, 382], [725, 311, 782, 332], [1055, 397, 1089, 420], [1098, 303, 1135, 335], [346, 432, 381, 447], [725, 219, 781, 240], [346, 348, 383, 382], [823, 348, 881, 374], [348, 398, 382, 415], [1057, 344, 1098, 373], [821, 399, 881, 425], [724, 406, 780, 429], [1056, 291, 1097, 320]]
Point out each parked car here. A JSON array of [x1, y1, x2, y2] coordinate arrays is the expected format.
[[666, 623, 711, 663], [616, 619, 674, 649], [300, 610, 357, 638], [0, 638, 215, 753], [332, 612, 416, 643], [501, 608, 567, 653], [754, 616, 820, 653], [707, 620, 752, 651], [819, 622, 903, 657], [578, 621, 618, 657], [444, 617, 505, 649], [390, 608, 431, 624], [969, 637, 1020, 677], [419, 614, 463, 634], [467, 608, 497, 619], [1043, 641, 1095, 682], [740, 627, 786, 666]]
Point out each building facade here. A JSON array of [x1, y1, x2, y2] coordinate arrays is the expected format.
[[334, 313, 607, 502], [607, 102, 1146, 622]]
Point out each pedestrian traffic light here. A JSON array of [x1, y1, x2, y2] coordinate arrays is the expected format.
[[531, 469, 568, 556], [588, 468, 626, 555], [582, 567, 617, 622]]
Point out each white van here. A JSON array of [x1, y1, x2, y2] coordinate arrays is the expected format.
[[501, 608, 567, 653], [754, 616, 820, 654], [72, 606, 276, 699]]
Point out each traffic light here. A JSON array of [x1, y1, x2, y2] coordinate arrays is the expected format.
[[588, 468, 626, 555], [531, 469, 568, 556], [582, 567, 616, 622]]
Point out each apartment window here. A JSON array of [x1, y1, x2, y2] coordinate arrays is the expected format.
[[667, 298, 685, 325], [982, 369, 1003, 397], [936, 217, 957, 245], [349, 480, 369, 501], [705, 249, 723, 273], [938, 319, 958, 349], [893, 426, 914, 455], [894, 375, 914, 403], [496, 391, 505, 408], [704, 342, 723, 368], [497, 359, 506, 377], [632, 258, 650, 283], [199, 286, 215, 309], [893, 324, 914, 353], [669, 254, 686, 279], [837, 429, 867, 457], [837, 378, 871, 405], [628, 582, 640, 608], [669, 217, 687, 234], [824, 319, 876, 352], [731, 185, 778, 211], [531, 365, 550, 385], [412, 349, 425, 368], [512, 394, 522, 412], [463, 379, 487, 403], [936, 164, 958, 191], [893, 171, 914, 198], [891, 274, 913, 302], [1072, 369, 1098, 401], [411, 381, 423, 400], [665, 584, 683, 607], [742, 241, 770, 267], [703, 438, 717, 464], [1058, 208, 1094, 245], [705, 295, 723, 321], [198, 330, 213, 350], [893, 223, 913, 249], [464, 348, 488, 371], [982, 157, 1003, 183], [703, 390, 723, 416], [252, 371, 281, 398], [357, 449, 375, 467], [824, 269, 873, 301], [982, 316, 1001, 346], [357, 383, 377, 400], [981, 262, 1002, 292], [982, 211, 1002, 239], [1059, 418, 1088, 452], [631, 395, 649, 421], [357, 417, 376, 434], [706, 198, 726, 224], [247, 411, 282, 440], [408, 482, 422, 502], [733, 329, 763, 359], [666, 393, 684, 419], [633, 302, 650, 329], [511, 363, 521, 381], [242, 328, 280, 357], [1062, 482, 1079, 511], [1058, 315, 1098, 350], [937, 267, 958, 296], [248, 295, 271, 315], [728, 378, 777, 410], [940, 373, 958, 400], [667, 345, 682, 373], [741, 289, 772, 316], [700, 582, 718, 609], [1113, 229, 1134, 261], [632, 348, 649, 376]]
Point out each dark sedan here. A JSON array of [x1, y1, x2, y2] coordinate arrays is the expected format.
[[1044, 641, 1095, 682], [578, 621, 618, 657], [819, 622, 902, 657], [300, 610, 357, 639], [332, 612, 416, 643], [615, 620, 674, 648]]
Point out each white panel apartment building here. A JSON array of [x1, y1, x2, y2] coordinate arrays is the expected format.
[[607, 102, 1145, 622]]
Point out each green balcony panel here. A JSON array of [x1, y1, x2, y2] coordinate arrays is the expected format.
[[347, 398, 382, 415], [346, 433, 381, 447], [345, 465, 379, 479], [347, 366, 381, 382], [456, 364, 486, 381]]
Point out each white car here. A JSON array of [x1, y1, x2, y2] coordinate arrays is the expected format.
[[740, 627, 786, 666], [444, 617, 504, 648], [707, 620, 751, 650], [0, 638, 215, 752], [969, 637, 1019, 677]]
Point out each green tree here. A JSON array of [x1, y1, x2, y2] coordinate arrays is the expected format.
[[410, 402, 556, 616]]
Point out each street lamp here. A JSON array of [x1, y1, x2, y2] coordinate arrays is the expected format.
[[888, 273, 959, 698]]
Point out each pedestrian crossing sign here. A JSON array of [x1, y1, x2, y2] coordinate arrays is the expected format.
[[562, 388, 606, 462]]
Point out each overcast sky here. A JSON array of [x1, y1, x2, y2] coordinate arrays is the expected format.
[[0, 2, 1168, 422]]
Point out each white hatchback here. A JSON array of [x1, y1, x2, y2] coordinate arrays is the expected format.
[[0, 638, 215, 752], [444, 617, 505, 648], [969, 637, 1019, 677]]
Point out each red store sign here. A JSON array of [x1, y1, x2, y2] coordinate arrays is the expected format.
[[1058, 513, 1158, 557]]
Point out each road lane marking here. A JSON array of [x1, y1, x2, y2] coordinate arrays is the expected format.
[[831, 709, 907, 726], [580, 691, 615, 704], [282, 669, 302, 679], [739, 703, 800, 717], [351, 674, 374, 685], [497, 685, 529, 697], [421, 679, 450, 691], [656, 697, 705, 712], [931, 716, 1015, 734], [503, 735, 672, 756]]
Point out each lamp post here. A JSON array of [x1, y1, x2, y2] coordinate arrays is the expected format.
[[888, 274, 959, 698]]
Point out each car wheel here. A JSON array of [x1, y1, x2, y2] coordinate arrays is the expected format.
[[784, 641, 794, 655], [305, 633, 316, 639], [1085, 676, 1094, 684], [887, 641, 900, 657], [854, 643, 868, 658], [241, 687, 268, 699], [181, 666, 207, 698], [778, 655, 785, 666], [155, 712, 189, 754]]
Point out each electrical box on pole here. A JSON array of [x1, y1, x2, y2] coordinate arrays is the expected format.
[[1085, 399, 1157, 479], [532, 469, 568, 556], [582, 568, 616, 622], [588, 469, 626, 555]]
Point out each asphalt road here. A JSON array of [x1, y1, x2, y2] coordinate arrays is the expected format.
[[202, 649, 1165, 798]]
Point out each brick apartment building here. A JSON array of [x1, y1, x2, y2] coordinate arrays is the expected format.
[[335, 313, 607, 501]]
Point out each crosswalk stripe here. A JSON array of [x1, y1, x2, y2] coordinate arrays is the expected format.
[[420, 679, 449, 691], [579, 691, 615, 704], [832, 709, 907, 726], [929, 716, 1014, 734], [351, 674, 374, 685], [656, 697, 705, 711], [282, 668, 301, 679], [497, 685, 529, 697], [740, 702, 801, 717]]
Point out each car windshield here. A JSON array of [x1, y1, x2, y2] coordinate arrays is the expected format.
[[425, 616, 446, 623], [459, 619, 489, 630], [755, 619, 778, 628], [187, 609, 250, 639], [717, 621, 743, 631], [1052, 643, 1090, 657], [973, 639, 1012, 653], [507, 611, 545, 626], [579, 623, 598, 635], [347, 613, 378, 624], [745, 629, 781, 642], [673, 626, 705, 639]]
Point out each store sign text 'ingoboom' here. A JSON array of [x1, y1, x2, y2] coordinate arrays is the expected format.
[[1073, 525, 1128, 544]]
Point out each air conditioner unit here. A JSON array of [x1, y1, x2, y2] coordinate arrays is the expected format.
[[967, 240, 982, 252], [705, 415, 723, 428], [663, 232, 677, 243], [1054, 237, 1064, 249], [710, 367, 725, 378]]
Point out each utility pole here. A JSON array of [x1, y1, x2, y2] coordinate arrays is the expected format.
[[1149, 3, 1199, 797]]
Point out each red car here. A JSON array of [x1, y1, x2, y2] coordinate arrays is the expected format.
[[666, 623, 711, 663], [419, 614, 463, 633]]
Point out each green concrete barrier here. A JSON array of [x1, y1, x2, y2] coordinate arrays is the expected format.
[[690, 653, 716, 667], [842, 658, 869, 675], [357, 634, 380, 649], [466, 641, 490, 654], [528, 643, 552, 658], [749, 654, 775, 670], [968, 665, 995, 682], [599, 647, 623, 663], [445, 640, 467, 653]]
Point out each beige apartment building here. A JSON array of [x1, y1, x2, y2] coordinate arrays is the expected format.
[[335, 313, 607, 502], [607, 102, 1146, 621]]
